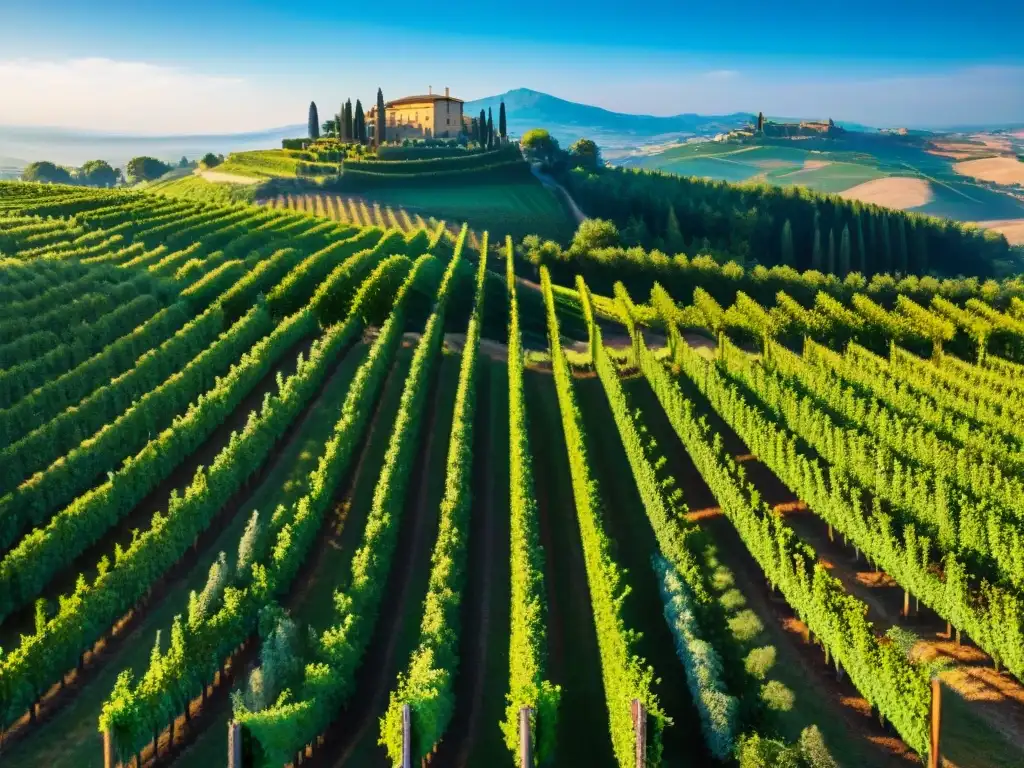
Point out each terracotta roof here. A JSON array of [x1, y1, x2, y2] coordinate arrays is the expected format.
[[385, 94, 464, 108]]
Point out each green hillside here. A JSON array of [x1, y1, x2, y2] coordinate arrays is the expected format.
[[619, 134, 1024, 225]]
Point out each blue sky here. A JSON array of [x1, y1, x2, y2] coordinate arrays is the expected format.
[[1, 0, 1022, 133]]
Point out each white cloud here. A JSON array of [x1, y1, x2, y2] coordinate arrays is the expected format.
[[0, 58, 295, 134]]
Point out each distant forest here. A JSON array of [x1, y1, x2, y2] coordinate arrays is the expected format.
[[562, 167, 1017, 279]]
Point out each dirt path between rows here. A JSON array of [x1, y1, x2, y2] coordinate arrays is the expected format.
[[529, 164, 586, 225], [524, 368, 617, 768]]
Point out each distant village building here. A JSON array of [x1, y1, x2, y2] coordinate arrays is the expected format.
[[368, 87, 465, 141]]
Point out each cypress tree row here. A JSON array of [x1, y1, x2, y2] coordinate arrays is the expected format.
[[561, 165, 1014, 278]]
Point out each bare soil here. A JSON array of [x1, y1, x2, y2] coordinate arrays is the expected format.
[[954, 157, 1024, 186], [839, 177, 935, 210]]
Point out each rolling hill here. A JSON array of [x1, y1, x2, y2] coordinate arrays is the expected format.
[[465, 88, 750, 150]]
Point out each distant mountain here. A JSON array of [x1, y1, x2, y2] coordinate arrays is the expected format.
[[0, 124, 305, 168], [464, 88, 751, 149]]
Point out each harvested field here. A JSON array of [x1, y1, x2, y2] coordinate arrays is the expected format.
[[839, 176, 934, 209]]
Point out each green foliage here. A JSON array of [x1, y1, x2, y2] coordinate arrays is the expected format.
[[345, 145, 520, 175], [520, 129, 560, 165], [79, 160, 118, 187], [640, 321, 932, 757], [569, 138, 602, 171], [234, 237, 466, 765], [308, 101, 320, 140], [380, 232, 488, 761], [126, 156, 172, 183], [760, 680, 795, 712], [540, 265, 666, 766], [743, 646, 776, 680], [563, 165, 1014, 279], [99, 255, 437, 759], [501, 236, 561, 761], [21, 161, 73, 184], [569, 218, 620, 254]]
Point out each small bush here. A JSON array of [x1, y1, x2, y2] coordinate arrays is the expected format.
[[736, 733, 803, 768], [720, 588, 746, 612], [760, 680, 795, 712], [744, 646, 776, 680], [728, 609, 763, 643], [798, 725, 838, 768]]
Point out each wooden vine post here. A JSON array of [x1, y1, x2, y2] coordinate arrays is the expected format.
[[102, 729, 115, 768], [631, 698, 647, 768], [519, 706, 533, 768], [929, 677, 942, 768], [228, 720, 243, 768], [402, 703, 413, 768]]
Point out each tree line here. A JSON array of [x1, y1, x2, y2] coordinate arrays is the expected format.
[[559, 164, 1016, 279]]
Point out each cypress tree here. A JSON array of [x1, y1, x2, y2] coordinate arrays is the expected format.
[[882, 213, 893, 272], [811, 224, 823, 271], [345, 100, 354, 143], [487, 108, 495, 149], [665, 205, 684, 254], [479, 109, 487, 146], [897, 217, 909, 274], [868, 214, 878, 274], [840, 224, 851, 276], [354, 100, 366, 143], [780, 219, 795, 267], [376, 88, 386, 146], [499, 101, 507, 141], [827, 228, 836, 274], [913, 222, 928, 274], [855, 213, 867, 275], [308, 101, 320, 140]]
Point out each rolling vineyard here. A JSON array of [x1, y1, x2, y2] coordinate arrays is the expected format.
[[2, 179, 1024, 768]]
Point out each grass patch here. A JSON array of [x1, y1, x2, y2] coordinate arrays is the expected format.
[[146, 175, 258, 205], [263, 179, 574, 243]]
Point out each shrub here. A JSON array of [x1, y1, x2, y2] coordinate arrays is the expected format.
[[727, 609, 764, 643], [744, 646, 777, 680], [798, 725, 838, 768], [736, 733, 803, 767], [720, 587, 746, 612], [760, 680, 796, 712]]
